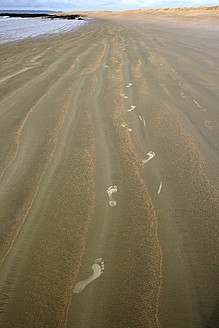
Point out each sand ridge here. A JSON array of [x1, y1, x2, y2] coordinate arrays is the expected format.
[[0, 13, 219, 328]]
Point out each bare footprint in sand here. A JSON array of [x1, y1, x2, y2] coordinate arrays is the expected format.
[[138, 115, 146, 126], [193, 99, 206, 111], [121, 122, 132, 131], [107, 185, 117, 207], [127, 105, 136, 112], [73, 258, 105, 294], [142, 151, 155, 164]]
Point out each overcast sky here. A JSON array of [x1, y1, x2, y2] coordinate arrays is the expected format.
[[0, 0, 218, 11]]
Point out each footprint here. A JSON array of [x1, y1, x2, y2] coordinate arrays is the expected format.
[[180, 92, 186, 98], [193, 99, 202, 107], [121, 123, 132, 131], [204, 120, 213, 129], [193, 100, 207, 112], [73, 258, 105, 294], [142, 151, 155, 164], [169, 73, 176, 80], [158, 181, 162, 194], [138, 115, 146, 126], [107, 185, 117, 207], [127, 105, 136, 112]]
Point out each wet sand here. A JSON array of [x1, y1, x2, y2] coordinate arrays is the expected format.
[[0, 10, 219, 328]]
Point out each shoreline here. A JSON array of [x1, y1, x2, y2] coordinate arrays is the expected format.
[[0, 15, 86, 45]]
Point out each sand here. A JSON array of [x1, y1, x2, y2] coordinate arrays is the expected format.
[[63, 5, 219, 24], [0, 7, 219, 328]]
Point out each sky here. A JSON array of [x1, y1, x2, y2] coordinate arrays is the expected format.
[[0, 0, 218, 12]]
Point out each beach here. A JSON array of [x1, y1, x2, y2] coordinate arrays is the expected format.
[[0, 7, 219, 328]]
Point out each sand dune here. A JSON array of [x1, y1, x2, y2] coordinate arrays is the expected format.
[[0, 11, 219, 328], [62, 5, 219, 23]]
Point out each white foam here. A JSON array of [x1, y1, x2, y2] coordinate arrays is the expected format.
[[0, 17, 86, 44]]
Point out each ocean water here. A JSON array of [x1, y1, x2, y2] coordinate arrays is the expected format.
[[0, 15, 86, 44]]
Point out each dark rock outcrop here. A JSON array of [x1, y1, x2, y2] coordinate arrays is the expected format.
[[0, 13, 82, 20]]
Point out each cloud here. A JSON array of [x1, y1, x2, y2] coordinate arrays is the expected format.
[[0, 0, 218, 11], [0, 0, 76, 10]]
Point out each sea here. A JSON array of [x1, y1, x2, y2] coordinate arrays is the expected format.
[[0, 10, 87, 44]]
